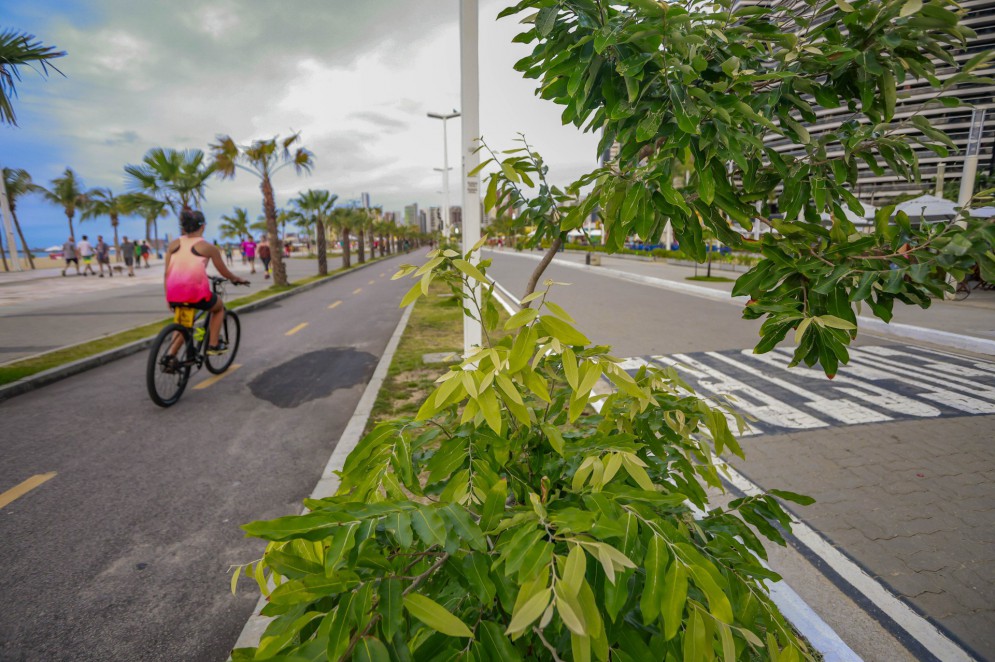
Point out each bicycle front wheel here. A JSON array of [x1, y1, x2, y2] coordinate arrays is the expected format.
[[205, 310, 241, 374], [147, 324, 193, 407], [954, 282, 971, 301]]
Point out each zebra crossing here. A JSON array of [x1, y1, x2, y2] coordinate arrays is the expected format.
[[620, 345, 995, 436]]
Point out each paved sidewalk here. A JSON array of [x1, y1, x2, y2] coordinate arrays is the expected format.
[[0, 254, 374, 364]]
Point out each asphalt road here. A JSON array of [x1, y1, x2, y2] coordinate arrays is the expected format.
[[0, 253, 413, 661]]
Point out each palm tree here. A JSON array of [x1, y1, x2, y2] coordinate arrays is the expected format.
[[0, 30, 65, 126], [329, 208, 358, 269], [38, 167, 87, 238], [290, 189, 337, 275], [81, 188, 130, 261], [120, 192, 167, 246], [211, 132, 314, 286], [3, 167, 37, 268], [124, 148, 214, 216], [251, 214, 269, 236], [219, 207, 250, 241]]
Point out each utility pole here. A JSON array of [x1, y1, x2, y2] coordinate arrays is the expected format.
[[957, 107, 986, 210], [0, 164, 22, 271], [428, 110, 460, 237], [460, 0, 482, 355]]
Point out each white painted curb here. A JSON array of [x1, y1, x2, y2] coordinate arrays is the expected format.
[[229, 303, 415, 655], [487, 249, 995, 356]]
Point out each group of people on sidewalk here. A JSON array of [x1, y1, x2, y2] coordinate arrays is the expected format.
[[61, 235, 153, 277], [222, 236, 274, 280]]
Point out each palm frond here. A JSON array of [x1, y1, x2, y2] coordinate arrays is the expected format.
[[0, 29, 66, 126]]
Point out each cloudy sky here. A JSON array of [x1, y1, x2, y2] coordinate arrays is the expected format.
[[5, 0, 601, 249]]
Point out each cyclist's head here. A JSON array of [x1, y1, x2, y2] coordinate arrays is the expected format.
[[180, 209, 206, 234]]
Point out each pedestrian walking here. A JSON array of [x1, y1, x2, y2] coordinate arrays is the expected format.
[[240, 241, 246, 264], [141, 241, 151, 268], [258, 236, 272, 280], [77, 235, 97, 276], [95, 235, 113, 277], [121, 236, 135, 276], [61, 236, 80, 276], [134, 240, 142, 267], [242, 236, 257, 274], [224, 243, 234, 266], [284, 240, 292, 257]]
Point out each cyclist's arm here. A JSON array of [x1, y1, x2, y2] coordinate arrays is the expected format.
[[203, 243, 248, 284]]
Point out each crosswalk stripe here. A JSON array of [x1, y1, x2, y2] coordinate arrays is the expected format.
[[632, 344, 995, 436]]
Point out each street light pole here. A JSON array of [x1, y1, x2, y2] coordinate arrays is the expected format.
[[460, 0, 482, 355], [428, 110, 460, 237], [957, 107, 987, 210]]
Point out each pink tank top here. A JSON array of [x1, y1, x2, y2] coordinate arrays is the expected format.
[[165, 236, 211, 303]]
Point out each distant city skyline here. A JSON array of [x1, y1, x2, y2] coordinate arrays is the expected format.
[[4, 0, 600, 248]]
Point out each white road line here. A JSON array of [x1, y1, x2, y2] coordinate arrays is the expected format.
[[749, 351, 942, 419], [859, 345, 995, 378], [668, 352, 829, 430], [706, 352, 891, 426]]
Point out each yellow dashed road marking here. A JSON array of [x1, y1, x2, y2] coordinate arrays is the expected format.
[[194, 364, 242, 390], [328, 300, 342, 310], [353, 288, 362, 295], [368, 279, 376, 285], [379, 273, 385, 278], [286, 322, 309, 336], [0, 472, 57, 510]]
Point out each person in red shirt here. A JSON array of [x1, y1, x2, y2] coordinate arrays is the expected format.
[[258, 236, 272, 280]]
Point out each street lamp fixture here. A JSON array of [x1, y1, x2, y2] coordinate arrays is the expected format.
[[428, 110, 460, 237]]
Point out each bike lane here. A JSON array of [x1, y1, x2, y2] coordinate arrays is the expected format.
[[0, 254, 414, 661]]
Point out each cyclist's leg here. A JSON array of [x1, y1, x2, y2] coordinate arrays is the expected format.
[[208, 298, 225, 347]]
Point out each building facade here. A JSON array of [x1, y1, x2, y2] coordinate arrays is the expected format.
[[739, 0, 995, 205]]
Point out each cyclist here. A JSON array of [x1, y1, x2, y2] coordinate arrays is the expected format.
[[165, 209, 248, 355]]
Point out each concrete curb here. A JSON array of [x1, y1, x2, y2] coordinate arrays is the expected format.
[[229, 302, 415, 655], [0, 257, 390, 404], [488, 249, 995, 356]]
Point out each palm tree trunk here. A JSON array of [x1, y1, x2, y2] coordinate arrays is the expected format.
[[11, 209, 34, 269], [316, 218, 327, 275], [153, 217, 160, 257], [357, 228, 366, 264], [66, 210, 74, 238], [342, 227, 351, 268], [111, 214, 121, 263], [0, 226, 9, 271], [260, 176, 287, 286]]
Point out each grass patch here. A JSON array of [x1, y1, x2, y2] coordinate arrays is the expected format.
[[685, 275, 735, 282], [0, 257, 388, 387], [366, 282, 512, 431]]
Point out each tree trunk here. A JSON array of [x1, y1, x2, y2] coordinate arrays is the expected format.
[[379, 233, 386, 256], [153, 217, 160, 257], [11, 208, 34, 269], [261, 176, 287, 286], [112, 214, 121, 263], [342, 227, 351, 268], [0, 225, 8, 271], [521, 233, 564, 307], [316, 218, 327, 275], [67, 210, 75, 238], [357, 227, 366, 264]]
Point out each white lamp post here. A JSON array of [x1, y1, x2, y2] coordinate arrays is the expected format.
[[957, 107, 987, 210], [459, 0, 482, 355], [428, 110, 460, 238]]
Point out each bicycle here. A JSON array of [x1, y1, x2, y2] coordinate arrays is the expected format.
[[146, 276, 246, 407]]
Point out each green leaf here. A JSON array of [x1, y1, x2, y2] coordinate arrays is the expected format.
[[411, 507, 447, 548], [403, 593, 474, 638], [505, 307, 539, 329], [662, 562, 688, 640], [501, 161, 520, 183], [562, 346, 580, 390], [540, 315, 590, 345], [556, 590, 588, 635], [639, 536, 667, 624], [506, 588, 551, 637], [480, 479, 508, 533], [794, 317, 813, 345], [561, 545, 587, 597], [544, 300, 575, 322], [900, 0, 922, 17], [453, 258, 487, 283], [770, 489, 816, 506], [834, 0, 854, 11], [354, 636, 391, 662], [400, 281, 423, 308], [480, 621, 522, 661], [379, 579, 403, 640], [536, 6, 557, 37], [817, 315, 856, 330]]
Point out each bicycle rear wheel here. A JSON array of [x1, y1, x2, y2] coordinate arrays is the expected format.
[[205, 310, 241, 374], [954, 281, 971, 301], [147, 324, 193, 407]]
